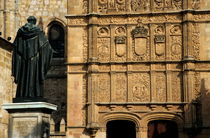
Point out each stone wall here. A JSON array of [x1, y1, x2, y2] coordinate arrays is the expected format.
[[0, 38, 14, 138], [0, 0, 67, 41], [66, 0, 210, 138]]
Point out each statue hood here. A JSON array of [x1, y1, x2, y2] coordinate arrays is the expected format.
[[18, 23, 41, 39]]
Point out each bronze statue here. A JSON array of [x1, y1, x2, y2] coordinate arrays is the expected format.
[[12, 16, 53, 102]]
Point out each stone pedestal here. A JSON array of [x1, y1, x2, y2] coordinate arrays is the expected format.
[[2, 102, 57, 138]]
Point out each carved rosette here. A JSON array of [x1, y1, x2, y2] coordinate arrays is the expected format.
[[115, 26, 127, 61], [155, 73, 166, 102], [154, 25, 166, 60], [115, 73, 127, 102], [98, 74, 110, 102], [170, 24, 182, 60], [131, 24, 150, 61], [97, 27, 111, 62], [171, 72, 182, 102], [131, 73, 150, 102]]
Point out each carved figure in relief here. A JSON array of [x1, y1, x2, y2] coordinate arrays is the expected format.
[[132, 74, 150, 102], [98, 38, 110, 61], [109, 0, 115, 9], [192, 0, 200, 10], [133, 84, 149, 101], [98, 0, 108, 13]]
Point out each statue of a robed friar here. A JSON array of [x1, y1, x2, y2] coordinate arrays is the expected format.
[[12, 16, 53, 102]]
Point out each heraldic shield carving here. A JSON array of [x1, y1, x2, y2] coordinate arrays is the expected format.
[[131, 24, 148, 56], [115, 36, 126, 57], [155, 35, 165, 56]]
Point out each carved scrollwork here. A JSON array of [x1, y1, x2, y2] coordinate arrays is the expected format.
[[170, 24, 182, 60], [98, 0, 126, 13], [98, 74, 110, 102], [171, 72, 182, 102], [115, 73, 127, 102], [192, 23, 200, 60], [97, 38, 111, 62], [156, 73, 166, 102], [131, 0, 150, 12]]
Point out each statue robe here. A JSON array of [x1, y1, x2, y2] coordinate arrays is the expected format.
[[12, 23, 53, 98]]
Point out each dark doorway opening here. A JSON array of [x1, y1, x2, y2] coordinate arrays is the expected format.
[[148, 120, 179, 138], [106, 120, 136, 138], [48, 22, 65, 58]]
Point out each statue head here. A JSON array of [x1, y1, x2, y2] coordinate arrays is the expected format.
[[27, 16, 37, 25]]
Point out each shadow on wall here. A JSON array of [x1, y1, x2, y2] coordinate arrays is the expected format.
[[184, 78, 210, 138]]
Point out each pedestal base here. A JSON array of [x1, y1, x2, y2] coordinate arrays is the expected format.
[[2, 102, 57, 138]]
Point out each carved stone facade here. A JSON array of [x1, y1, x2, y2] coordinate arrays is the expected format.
[[67, 0, 210, 138], [1, 0, 210, 138]]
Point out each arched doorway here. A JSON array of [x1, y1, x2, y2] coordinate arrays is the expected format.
[[148, 120, 178, 138], [48, 21, 65, 58], [106, 120, 136, 138]]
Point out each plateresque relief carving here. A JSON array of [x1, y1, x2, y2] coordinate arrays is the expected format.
[[97, 0, 183, 13], [154, 0, 182, 11], [98, 0, 126, 13], [131, 0, 150, 12], [171, 72, 182, 102], [155, 73, 166, 102], [170, 24, 182, 60], [131, 21, 150, 61], [131, 73, 150, 102], [154, 24, 166, 60], [98, 74, 110, 102], [97, 27, 111, 62], [192, 23, 200, 60], [115, 26, 127, 61], [115, 73, 127, 102]]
